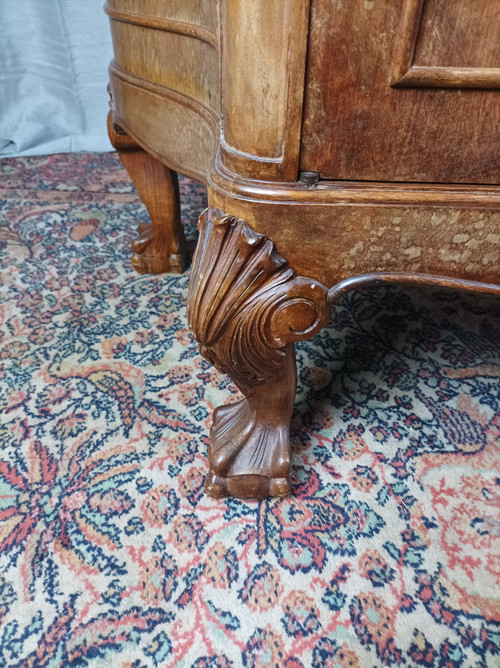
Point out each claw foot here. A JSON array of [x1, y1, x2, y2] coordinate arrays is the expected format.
[[205, 399, 291, 500], [187, 209, 330, 499], [131, 223, 184, 274]]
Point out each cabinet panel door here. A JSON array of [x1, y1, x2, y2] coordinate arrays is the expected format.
[[300, 0, 500, 184]]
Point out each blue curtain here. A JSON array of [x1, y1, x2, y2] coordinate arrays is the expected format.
[[0, 0, 113, 156]]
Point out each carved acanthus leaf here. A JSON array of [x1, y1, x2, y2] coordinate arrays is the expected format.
[[187, 209, 330, 384]]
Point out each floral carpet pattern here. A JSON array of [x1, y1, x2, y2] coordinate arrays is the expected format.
[[0, 152, 499, 667]]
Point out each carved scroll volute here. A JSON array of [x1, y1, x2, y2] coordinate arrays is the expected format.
[[268, 277, 331, 347], [187, 209, 330, 384], [187, 208, 331, 499]]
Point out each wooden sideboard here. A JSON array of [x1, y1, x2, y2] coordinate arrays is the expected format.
[[105, 0, 500, 499]]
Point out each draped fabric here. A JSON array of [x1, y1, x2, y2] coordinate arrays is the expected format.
[[0, 0, 113, 156]]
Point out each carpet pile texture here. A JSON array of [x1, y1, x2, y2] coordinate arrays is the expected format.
[[0, 152, 499, 667]]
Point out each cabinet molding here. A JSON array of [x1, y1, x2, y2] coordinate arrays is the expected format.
[[392, 0, 500, 89]]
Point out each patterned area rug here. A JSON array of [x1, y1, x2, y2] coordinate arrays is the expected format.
[[1, 153, 499, 667]]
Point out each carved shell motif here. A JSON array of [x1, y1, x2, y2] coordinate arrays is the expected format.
[[187, 209, 330, 385]]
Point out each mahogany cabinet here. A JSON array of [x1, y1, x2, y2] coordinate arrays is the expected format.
[[106, 0, 500, 499]]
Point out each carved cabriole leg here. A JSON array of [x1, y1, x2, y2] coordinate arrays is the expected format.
[[187, 209, 331, 499], [107, 113, 187, 274]]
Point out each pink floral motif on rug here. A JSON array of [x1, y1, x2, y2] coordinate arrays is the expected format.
[[0, 153, 499, 667]]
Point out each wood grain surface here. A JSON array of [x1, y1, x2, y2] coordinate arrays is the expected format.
[[300, 0, 500, 183], [187, 209, 330, 499], [107, 113, 187, 274], [106, 0, 500, 498]]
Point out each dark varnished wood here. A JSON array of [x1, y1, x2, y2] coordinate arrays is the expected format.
[[187, 209, 330, 499], [301, 0, 500, 182], [414, 0, 499, 69], [106, 0, 500, 497], [327, 272, 500, 304], [210, 163, 500, 289], [391, 0, 500, 88], [393, 66, 500, 89], [392, 0, 500, 89], [107, 113, 187, 274]]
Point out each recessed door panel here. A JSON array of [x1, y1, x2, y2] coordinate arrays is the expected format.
[[300, 0, 500, 183], [414, 0, 500, 68]]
